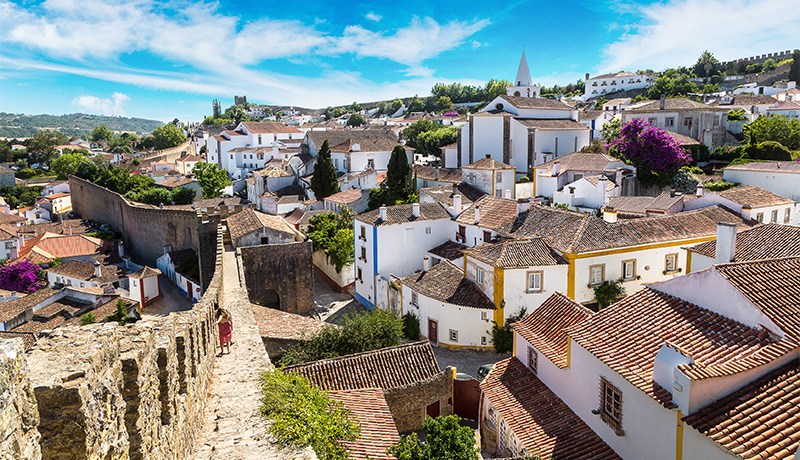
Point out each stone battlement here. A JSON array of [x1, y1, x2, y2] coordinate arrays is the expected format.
[[0, 226, 225, 460]]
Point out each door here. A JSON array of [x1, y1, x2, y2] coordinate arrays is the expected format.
[[428, 319, 438, 345], [454, 377, 481, 421], [426, 400, 440, 418]]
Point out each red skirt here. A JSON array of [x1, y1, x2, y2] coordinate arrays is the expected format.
[[218, 321, 232, 344]]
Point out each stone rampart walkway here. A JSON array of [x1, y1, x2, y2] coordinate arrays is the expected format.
[[191, 245, 314, 459]]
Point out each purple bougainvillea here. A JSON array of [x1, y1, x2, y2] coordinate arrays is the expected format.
[[0, 260, 46, 293], [609, 118, 692, 186], [443, 111, 459, 117]]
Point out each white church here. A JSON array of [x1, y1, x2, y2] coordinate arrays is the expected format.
[[444, 52, 591, 179]]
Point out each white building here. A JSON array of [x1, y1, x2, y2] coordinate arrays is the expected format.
[[46, 258, 125, 290], [722, 161, 800, 202], [462, 157, 516, 199], [767, 100, 800, 119], [553, 175, 620, 211], [532, 152, 631, 199], [206, 122, 303, 179], [684, 184, 795, 225], [302, 130, 409, 173], [506, 51, 541, 98], [578, 110, 617, 141], [175, 154, 204, 175], [126, 266, 162, 309], [156, 248, 202, 302], [226, 208, 298, 248], [686, 222, 800, 273], [706, 94, 778, 119], [584, 71, 657, 99]]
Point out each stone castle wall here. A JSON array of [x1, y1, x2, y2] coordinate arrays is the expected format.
[[0, 226, 225, 460], [382, 367, 455, 434], [238, 242, 315, 314], [69, 176, 221, 289]]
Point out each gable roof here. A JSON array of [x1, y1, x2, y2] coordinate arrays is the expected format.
[[771, 100, 800, 111], [427, 240, 467, 261], [717, 185, 794, 208], [400, 260, 494, 310], [239, 121, 302, 134], [625, 97, 728, 112], [128, 266, 162, 279], [707, 94, 778, 106], [251, 304, 332, 341], [463, 238, 566, 268], [328, 388, 400, 460], [325, 188, 365, 204], [683, 359, 800, 460], [495, 95, 575, 110], [419, 183, 485, 207], [481, 357, 621, 460], [412, 165, 462, 183], [46, 259, 125, 284], [16, 233, 105, 264], [285, 341, 441, 391], [226, 208, 295, 241], [512, 292, 593, 368], [687, 224, 800, 261], [724, 160, 800, 174], [535, 152, 621, 175], [463, 157, 514, 170], [355, 201, 451, 226], [514, 118, 589, 130], [606, 192, 684, 216], [455, 196, 518, 230], [306, 129, 401, 153]]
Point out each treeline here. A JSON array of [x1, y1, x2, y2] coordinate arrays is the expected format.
[[0, 112, 163, 138]]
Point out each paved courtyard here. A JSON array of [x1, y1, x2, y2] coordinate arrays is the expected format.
[[432, 345, 510, 379], [140, 275, 194, 319], [312, 269, 366, 324]]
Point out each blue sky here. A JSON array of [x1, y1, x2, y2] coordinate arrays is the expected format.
[[0, 0, 797, 123]]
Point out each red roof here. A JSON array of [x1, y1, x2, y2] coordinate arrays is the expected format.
[[328, 388, 400, 460], [239, 122, 302, 134]]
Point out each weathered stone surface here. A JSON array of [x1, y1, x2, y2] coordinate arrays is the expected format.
[[383, 367, 456, 434], [0, 338, 41, 460], [239, 242, 315, 314]]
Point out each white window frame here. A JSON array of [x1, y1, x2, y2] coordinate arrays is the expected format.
[[665, 253, 678, 273], [449, 329, 458, 343], [475, 267, 484, 285], [526, 271, 542, 293], [622, 259, 636, 280], [589, 264, 605, 286]]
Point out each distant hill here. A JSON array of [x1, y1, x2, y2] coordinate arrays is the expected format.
[[0, 112, 164, 139]]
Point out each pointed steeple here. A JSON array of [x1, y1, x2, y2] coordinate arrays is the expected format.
[[515, 51, 532, 87]]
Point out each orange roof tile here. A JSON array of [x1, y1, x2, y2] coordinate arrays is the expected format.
[[328, 388, 400, 460]]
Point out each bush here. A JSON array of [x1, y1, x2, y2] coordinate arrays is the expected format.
[[105, 299, 137, 325], [490, 308, 526, 353], [280, 310, 403, 365], [517, 176, 530, 183], [402, 312, 421, 340], [727, 109, 747, 122], [0, 260, 46, 293], [671, 168, 700, 194], [593, 279, 626, 309], [16, 168, 37, 180], [80, 313, 97, 325], [85, 231, 115, 241], [307, 209, 355, 273], [741, 141, 793, 161], [388, 415, 479, 460], [261, 370, 359, 460], [703, 181, 737, 192], [712, 145, 743, 161]]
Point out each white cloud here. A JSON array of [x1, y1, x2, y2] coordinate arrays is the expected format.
[[599, 0, 800, 73], [366, 12, 382, 22], [72, 92, 130, 116]]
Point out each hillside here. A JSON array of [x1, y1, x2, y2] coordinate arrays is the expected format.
[[0, 112, 164, 138]]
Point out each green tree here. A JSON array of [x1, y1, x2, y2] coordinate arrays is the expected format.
[[80, 312, 97, 325], [307, 208, 356, 272], [91, 125, 114, 142], [436, 96, 454, 113], [105, 299, 137, 325], [407, 96, 425, 113], [693, 50, 720, 78], [789, 50, 800, 85], [701, 83, 721, 94], [192, 162, 231, 199], [593, 279, 626, 309], [280, 310, 403, 365], [376, 101, 388, 116], [75, 159, 100, 180], [261, 370, 359, 460], [744, 114, 800, 150], [51, 151, 88, 179], [388, 99, 404, 115], [27, 130, 67, 166], [310, 140, 339, 200], [346, 113, 366, 127], [152, 124, 186, 150], [388, 415, 479, 460], [403, 120, 439, 150], [385, 146, 412, 197], [132, 187, 173, 206], [347, 101, 363, 113], [212, 99, 222, 119], [490, 308, 526, 353], [171, 186, 196, 205], [416, 126, 458, 157]]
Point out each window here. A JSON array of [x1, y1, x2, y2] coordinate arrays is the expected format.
[[367, 159, 375, 169], [622, 260, 636, 280], [527, 271, 542, 292], [475, 267, 484, 285], [712, 115, 720, 127], [665, 117, 675, 127], [527, 347, 537, 375], [260, 236, 269, 245], [426, 227, 431, 235], [334, 159, 340, 169], [483, 231, 491, 242], [481, 336, 487, 345], [449, 329, 458, 342], [405, 228, 415, 246], [771, 210, 778, 223], [756, 212, 764, 223], [457, 226, 466, 243], [573, 173, 583, 181], [360, 247, 367, 261], [496, 172, 502, 183], [684, 117, 693, 127], [258, 135, 262, 144], [647, 117, 657, 125], [785, 208, 791, 223], [589, 264, 605, 286], [80, 282, 85, 287], [600, 377, 623, 432], [360, 225, 366, 240], [665, 254, 678, 273], [481, 311, 489, 321], [357, 267, 362, 281], [411, 291, 418, 306]]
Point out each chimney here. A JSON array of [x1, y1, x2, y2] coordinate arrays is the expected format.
[[504, 189, 512, 199], [517, 199, 531, 216], [379, 206, 387, 222], [122, 256, 130, 269], [18, 234, 24, 250], [585, 72, 590, 81], [615, 168, 624, 185], [552, 162, 561, 177], [423, 256, 430, 271], [94, 261, 102, 278], [660, 94, 666, 110], [715, 223, 737, 264], [474, 205, 481, 224], [741, 204, 752, 220], [485, 154, 491, 159], [453, 194, 462, 212], [118, 241, 124, 258], [434, 168, 440, 180], [598, 176, 609, 204], [696, 183, 704, 197], [412, 203, 420, 218], [603, 206, 618, 223]]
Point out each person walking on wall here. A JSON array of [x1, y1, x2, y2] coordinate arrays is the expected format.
[[217, 308, 233, 355]]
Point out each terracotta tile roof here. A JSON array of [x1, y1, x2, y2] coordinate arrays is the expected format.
[[41, 192, 70, 200], [664, 131, 701, 145], [12, 220, 90, 237], [176, 154, 204, 162], [535, 152, 621, 175], [714, 257, 800, 343], [724, 160, 800, 174], [501, 204, 755, 254], [297, 210, 328, 226], [15, 233, 104, 264], [0, 287, 62, 323], [578, 110, 604, 121], [717, 185, 794, 208], [285, 341, 441, 391], [606, 192, 683, 216], [707, 94, 778, 106], [512, 293, 592, 368], [240, 122, 302, 134], [251, 304, 333, 341], [771, 100, 800, 110], [625, 97, 728, 112], [683, 359, 800, 460], [590, 71, 639, 79], [413, 166, 462, 183], [481, 357, 621, 460], [463, 157, 514, 170], [565, 287, 785, 405], [583, 175, 617, 191], [427, 241, 467, 261], [281, 208, 306, 226], [166, 196, 248, 211], [0, 331, 36, 350], [355, 202, 451, 226], [688, 224, 800, 260], [325, 188, 365, 204], [496, 95, 575, 110], [328, 388, 400, 460], [420, 183, 484, 207], [514, 118, 589, 130], [46, 259, 125, 284], [400, 260, 494, 310], [306, 130, 401, 153], [463, 238, 566, 268], [455, 196, 518, 230], [128, 266, 162, 279], [0, 212, 26, 224], [226, 208, 295, 241], [158, 177, 195, 188]]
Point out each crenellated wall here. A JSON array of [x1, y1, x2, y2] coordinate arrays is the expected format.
[[238, 242, 315, 314], [0, 226, 225, 460]]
